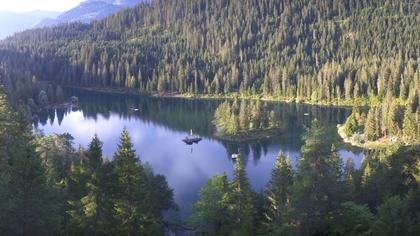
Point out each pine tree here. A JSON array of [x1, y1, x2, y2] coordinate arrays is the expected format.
[[292, 119, 342, 235], [0, 87, 19, 164], [67, 155, 90, 234], [86, 134, 103, 172], [113, 128, 148, 235], [79, 135, 116, 235], [343, 157, 356, 201], [403, 109, 418, 143], [226, 154, 256, 235], [373, 196, 413, 235], [239, 100, 249, 131], [264, 151, 293, 233], [388, 100, 402, 136], [0, 135, 61, 235], [263, 75, 270, 96], [365, 107, 377, 141]]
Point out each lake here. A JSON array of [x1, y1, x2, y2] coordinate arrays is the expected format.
[[33, 88, 365, 218]]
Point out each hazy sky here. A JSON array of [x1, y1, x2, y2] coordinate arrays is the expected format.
[[0, 0, 85, 13]]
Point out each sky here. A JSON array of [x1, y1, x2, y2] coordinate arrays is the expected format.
[[0, 0, 85, 13]]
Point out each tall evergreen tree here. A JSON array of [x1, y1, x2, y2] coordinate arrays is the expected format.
[[113, 128, 148, 235], [79, 135, 116, 235], [365, 107, 378, 141], [403, 109, 418, 143], [0, 127, 61, 235], [264, 151, 293, 234], [343, 157, 356, 201], [0, 87, 19, 165], [292, 119, 342, 235], [226, 155, 256, 235]]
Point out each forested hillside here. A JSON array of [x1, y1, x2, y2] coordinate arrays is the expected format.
[[0, 0, 419, 105]]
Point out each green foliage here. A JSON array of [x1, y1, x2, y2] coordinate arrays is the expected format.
[[0, 86, 20, 164], [191, 155, 260, 236], [343, 157, 356, 201], [190, 174, 230, 234], [263, 151, 293, 234], [1, 0, 419, 107], [0, 138, 62, 235], [403, 108, 420, 144], [214, 100, 279, 136], [364, 106, 380, 141], [113, 128, 152, 235], [70, 135, 117, 235], [373, 196, 414, 236], [0, 91, 61, 235], [342, 107, 364, 137], [292, 119, 343, 234], [329, 202, 374, 236], [226, 155, 256, 235]]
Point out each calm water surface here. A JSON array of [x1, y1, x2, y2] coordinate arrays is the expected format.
[[34, 89, 364, 218]]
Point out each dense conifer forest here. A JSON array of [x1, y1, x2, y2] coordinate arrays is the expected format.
[[0, 0, 420, 235], [0, 0, 419, 106]]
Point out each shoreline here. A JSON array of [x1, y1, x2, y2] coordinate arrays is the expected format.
[[63, 85, 406, 148], [64, 85, 370, 109], [336, 124, 404, 150]]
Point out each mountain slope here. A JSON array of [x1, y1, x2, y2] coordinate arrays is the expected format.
[[37, 0, 146, 27], [0, 10, 60, 39], [0, 0, 419, 107]]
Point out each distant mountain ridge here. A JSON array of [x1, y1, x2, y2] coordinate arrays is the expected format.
[[37, 0, 146, 27], [0, 10, 60, 39]]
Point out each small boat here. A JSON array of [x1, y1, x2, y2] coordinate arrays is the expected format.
[[231, 154, 239, 159], [130, 108, 140, 112], [183, 130, 202, 145], [304, 113, 309, 116]]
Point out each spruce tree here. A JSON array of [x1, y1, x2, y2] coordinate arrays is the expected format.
[[292, 119, 342, 235], [113, 128, 148, 235], [0, 87, 19, 164], [403, 109, 417, 143], [79, 135, 116, 235], [0, 135, 61, 235], [86, 134, 103, 172], [343, 157, 356, 201], [264, 151, 293, 233], [365, 107, 377, 141], [226, 154, 255, 235], [239, 100, 249, 131]]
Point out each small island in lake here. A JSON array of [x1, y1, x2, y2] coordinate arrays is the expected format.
[[213, 99, 282, 141]]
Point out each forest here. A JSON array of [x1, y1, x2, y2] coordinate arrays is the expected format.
[[0, 0, 418, 107]]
